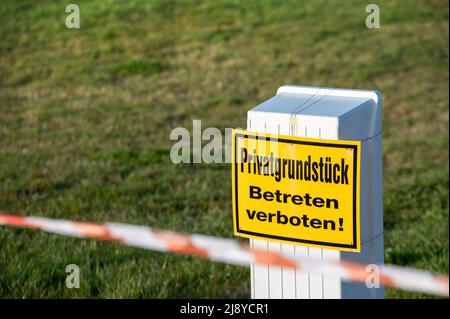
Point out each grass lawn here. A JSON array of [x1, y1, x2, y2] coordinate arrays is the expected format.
[[0, 0, 448, 298]]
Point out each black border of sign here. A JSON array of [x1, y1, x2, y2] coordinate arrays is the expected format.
[[234, 132, 358, 250]]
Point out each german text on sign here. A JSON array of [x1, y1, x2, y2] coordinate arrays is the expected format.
[[232, 129, 361, 252]]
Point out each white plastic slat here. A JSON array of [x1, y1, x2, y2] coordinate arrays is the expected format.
[[248, 85, 383, 299]]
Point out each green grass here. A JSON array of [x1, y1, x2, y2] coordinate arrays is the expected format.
[[0, 0, 448, 298]]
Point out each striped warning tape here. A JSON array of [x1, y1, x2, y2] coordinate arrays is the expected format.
[[0, 213, 448, 297]]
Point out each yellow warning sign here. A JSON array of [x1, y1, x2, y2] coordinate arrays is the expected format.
[[232, 129, 361, 252]]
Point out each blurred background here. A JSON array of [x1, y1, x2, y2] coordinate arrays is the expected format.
[[0, 0, 448, 298]]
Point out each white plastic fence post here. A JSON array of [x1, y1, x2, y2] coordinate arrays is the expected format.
[[248, 86, 384, 299]]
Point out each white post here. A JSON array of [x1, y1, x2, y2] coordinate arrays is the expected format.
[[248, 86, 384, 299]]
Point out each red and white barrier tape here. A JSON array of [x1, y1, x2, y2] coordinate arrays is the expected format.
[[0, 213, 448, 297]]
